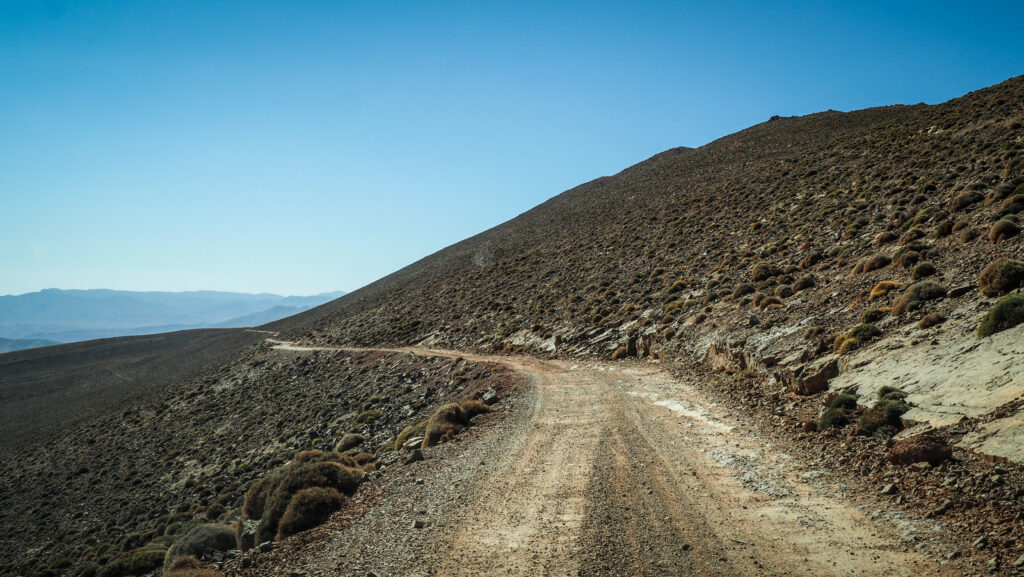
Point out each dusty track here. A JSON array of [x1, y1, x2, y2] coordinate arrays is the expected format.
[[257, 342, 960, 576]]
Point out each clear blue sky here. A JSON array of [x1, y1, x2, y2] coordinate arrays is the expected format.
[[2, 1, 1022, 296]]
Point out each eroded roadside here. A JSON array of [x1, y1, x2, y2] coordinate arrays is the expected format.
[[228, 346, 966, 576]]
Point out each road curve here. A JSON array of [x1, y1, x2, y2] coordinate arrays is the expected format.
[[254, 341, 958, 576]]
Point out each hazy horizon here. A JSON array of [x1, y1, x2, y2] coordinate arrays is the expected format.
[[3, 1, 1023, 296]]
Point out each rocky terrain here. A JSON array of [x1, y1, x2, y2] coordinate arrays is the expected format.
[[3, 75, 1024, 576]]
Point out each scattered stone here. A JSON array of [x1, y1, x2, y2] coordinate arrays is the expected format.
[[777, 357, 840, 396], [415, 477, 424, 485], [405, 449, 424, 464], [481, 389, 499, 405], [880, 483, 896, 495], [258, 541, 274, 553], [972, 535, 988, 549], [1014, 553, 1024, 568], [888, 433, 952, 466], [412, 519, 425, 529]]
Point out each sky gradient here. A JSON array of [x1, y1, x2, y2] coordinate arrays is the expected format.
[[2, 1, 1023, 296]]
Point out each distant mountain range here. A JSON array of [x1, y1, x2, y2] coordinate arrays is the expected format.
[[0, 288, 344, 347]]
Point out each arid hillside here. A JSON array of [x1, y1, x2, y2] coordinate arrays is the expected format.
[[3, 75, 1024, 577]]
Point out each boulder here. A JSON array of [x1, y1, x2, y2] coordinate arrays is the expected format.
[[778, 357, 839, 395]]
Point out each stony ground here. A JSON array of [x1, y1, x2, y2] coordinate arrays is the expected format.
[[223, 346, 993, 577]]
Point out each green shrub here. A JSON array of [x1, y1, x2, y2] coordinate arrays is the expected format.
[[163, 524, 235, 571], [977, 293, 1024, 337], [819, 409, 849, 429], [97, 548, 166, 577], [828, 393, 859, 411], [77, 565, 100, 577], [891, 281, 946, 315], [979, 258, 1024, 297], [355, 410, 382, 425], [859, 399, 909, 433], [876, 386, 905, 401], [998, 193, 1024, 217], [860, 308, 887, 324]]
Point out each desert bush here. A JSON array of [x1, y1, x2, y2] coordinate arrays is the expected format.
[[834, 323, 880, 355], [732, 283, 755, 298], [989, 219, 1020, 242], [334, 434, 366, 453], [423, 403, 468, 447], [97, 548, 166, 577], [918, 312, 946, 329], [874, 231, 898, 248], [860, 308, 887, 324], [818, 409, 849, 429], [898, 227, 925, 245], [858, 399, 909, 433], [998, 194, 1024, 217], [791, 274, 815, 292], [977, 293, 1024, 337], [910, 262, 936, 281], [800, 250, 823, 269], [355, 410, 382, 425], [891, 281, 946, 315], [751, 262, 784, 282], [949, 191, 983, 211], [239, 453, 365, 548], [894, 250, 920, 268], [774, 285, 793, 298], [979, 258, 1024, 297], [459, 399, 492, 419], [276, 487, 346, 539], [888, 434, 952, 466], [958, 227, 981, 243], [934, 220, 953, 237], [163, 524, 235, 571], [869, 280, 901, 301], [828, 393, 859, 411], [758, 295, 783, 310], [853, 253, 891, 274]]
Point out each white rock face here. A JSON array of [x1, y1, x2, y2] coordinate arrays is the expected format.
[[831, 306, 1024, 463]]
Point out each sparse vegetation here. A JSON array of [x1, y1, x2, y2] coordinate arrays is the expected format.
[[989, 219, 1020, 242], [163, 524, 235, 571], [277, 486, 347, 539], [977, 293, 1024, 337], [818, 409, 849, 430]]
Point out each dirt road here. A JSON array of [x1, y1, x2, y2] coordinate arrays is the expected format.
[[255, 343, 959, 576]]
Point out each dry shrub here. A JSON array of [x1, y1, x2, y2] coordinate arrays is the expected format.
[[163, 524, 235, 571], [238, 452, 365, 548], [758, 295, 783, 310], [895, 250, 920, 268], [888, 434, 952, 466], [732, 283, 755, 297], [898, 227, 925, 245], [334, 434, 366, 453], [979, 258, 1024, 297], [910, 262, 936, 281], [874, 231, 898, 248], [958, 227, 981, 243], [277, 487, 346, 539], [918, 312, 946, 329], [751, 262, 784, 282], [791, 274, 815, 292], [990, 219, 1020, 243], [800, 250, 823, 269], [853, 253, 891, 274], [949, 191, 983, 211], [891, 281, 946, 315]]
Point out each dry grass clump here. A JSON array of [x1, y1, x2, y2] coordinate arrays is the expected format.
[[977, 293, 1024, 337], [238, 451, 367, 548], [163, 524, 235, 571], [422, 399, 492, 448], [800, 250, 823, 269], [894, 250, 920, 268], [989, 218, 1020, 243], [888, 434, 952, 466], [164, 555, 226, 576], [874, 231, 898, 248], [95, 547, 167, 577], [277, 487, 346, 539], [998, 194, 1024, 217], [732, 283, 755, 298], [979, 258, 1024, 297], [869, 280, 901, 301], [891, 281, 946, 315], [918, 312, 946, 329], [898, 227, 926, 245], [853, 253, 891, 274], [334, 434, 366, 452]]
